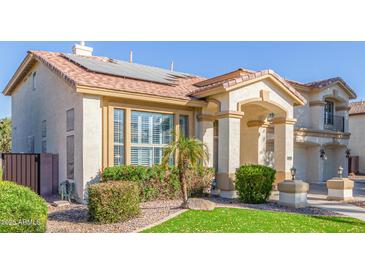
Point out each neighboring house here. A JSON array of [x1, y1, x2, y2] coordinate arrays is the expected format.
[[2, 43, 357, 200], [349, 101, 365, 174]]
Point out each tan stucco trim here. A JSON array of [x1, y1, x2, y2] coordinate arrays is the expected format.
[[101, 98, 195, 169], [197, 114, 216, 122], [237, 98, 289, 116], [247, 120, 270, 128], [215, 110, 245, 119], [278, 180, 309, 193], [309, 100, 326, 107], [326, 178, 354, 189], [76, 85, 207, 108], [272, 117, 297, 125], [225, 75, 306, 106], [260, 89, 270, 101], [335, 105, 351, 111], [295, 128, 350, 139], [206, 98, 222, 112]]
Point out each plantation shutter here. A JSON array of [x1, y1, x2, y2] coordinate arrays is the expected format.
[[130, 111, 173, 166], [113, 109, 125, 165]]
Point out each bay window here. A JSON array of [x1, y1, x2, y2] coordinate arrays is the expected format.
[[131, 111, 174, 166]]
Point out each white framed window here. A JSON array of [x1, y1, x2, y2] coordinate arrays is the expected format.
[[131, 111, 173, 166], [113, 109, 125, 165]]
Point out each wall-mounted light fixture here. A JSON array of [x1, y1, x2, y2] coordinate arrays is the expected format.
[[320, 148, 327, 160], [346, 148, 351, 158], [290, 167, 296, 180]]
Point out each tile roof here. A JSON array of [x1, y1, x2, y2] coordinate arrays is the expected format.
[[190, 69, 306, 104], [288, 77, 356, 98], [29, 50, 206, 100], [350, 101, 365, 115], [4, 50, 356, 104]]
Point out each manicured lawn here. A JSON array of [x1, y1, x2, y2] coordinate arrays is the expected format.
[[143, 207, 365, 233]]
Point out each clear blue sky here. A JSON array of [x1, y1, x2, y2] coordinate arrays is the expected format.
[[1, 41, 365, 119]]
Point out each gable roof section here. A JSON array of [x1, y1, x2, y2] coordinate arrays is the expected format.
[[3, 51, 205, 101], [288, 77, 357, 99], [349, 101, 365, 115], [191, 69, 307, 106]]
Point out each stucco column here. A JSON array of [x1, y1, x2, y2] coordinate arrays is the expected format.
[[216, 111, 244, 197], [273, 117, 296, 184], [198, 114, 215, 167], [241, 120, 268, 165]]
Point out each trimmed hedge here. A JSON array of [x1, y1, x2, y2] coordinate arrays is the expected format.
[[101, 165, 214, 201], [235, 165, 276, 204], [88, 181, 140, 224], [0, 181, 48, 233]]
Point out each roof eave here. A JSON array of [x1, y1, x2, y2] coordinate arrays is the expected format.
[[2, 52, 35, 96], [76, 85, 208, 108]]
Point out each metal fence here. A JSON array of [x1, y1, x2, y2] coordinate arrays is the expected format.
[[324, 114, 344, 132], [1, 153, 59, 197]]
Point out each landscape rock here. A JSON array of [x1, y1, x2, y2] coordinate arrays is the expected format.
[[186, 198, 216, 211]]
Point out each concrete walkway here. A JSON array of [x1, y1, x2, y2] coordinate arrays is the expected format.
[[270, 190, 365, 221]]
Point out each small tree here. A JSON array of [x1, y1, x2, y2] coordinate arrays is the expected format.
[[0, 118, 11, 152], [162, 135, 209, 208]]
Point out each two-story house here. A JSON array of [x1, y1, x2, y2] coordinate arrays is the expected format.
[[2, 43, 357, 201]]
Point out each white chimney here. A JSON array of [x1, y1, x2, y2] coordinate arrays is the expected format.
[[72, 41, 93, 56]]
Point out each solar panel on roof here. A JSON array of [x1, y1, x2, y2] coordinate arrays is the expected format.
[[63, 54, 191, 85]]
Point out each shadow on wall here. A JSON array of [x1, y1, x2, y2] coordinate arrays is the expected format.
[[83, 171, 102, 202]]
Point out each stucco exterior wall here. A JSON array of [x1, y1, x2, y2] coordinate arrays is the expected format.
[[293, 92, 310, 128], [349, 114, 365, 174], [11, 61, 87, 200], [214, 79, 294, 117], [81, 95, 102, 198]]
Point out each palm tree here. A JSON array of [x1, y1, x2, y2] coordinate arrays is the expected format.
[[162, 135, 209, 208]]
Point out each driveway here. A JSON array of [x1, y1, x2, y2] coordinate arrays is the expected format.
[[309, 181, 365, 198]]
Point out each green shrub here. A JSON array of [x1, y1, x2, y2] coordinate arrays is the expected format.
[[102, 165, 180, 201], [0, 181, 48, 233], [235, 165, 276, 204], [102, 165, 214, 201], [88, 181, 140, 224]]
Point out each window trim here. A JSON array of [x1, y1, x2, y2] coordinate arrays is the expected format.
[[130, 110, 174, 166], [107, 103, 193, 168]]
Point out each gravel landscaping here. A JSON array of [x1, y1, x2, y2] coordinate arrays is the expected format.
[[46, 195, 342, 232], [47, 199, 182, 233]]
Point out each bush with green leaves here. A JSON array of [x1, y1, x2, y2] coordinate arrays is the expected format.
[[0, 181, 48, 232], [101, 165, 214, 201], [88, 181, 140, 224], [235, 165, 276, 204]]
